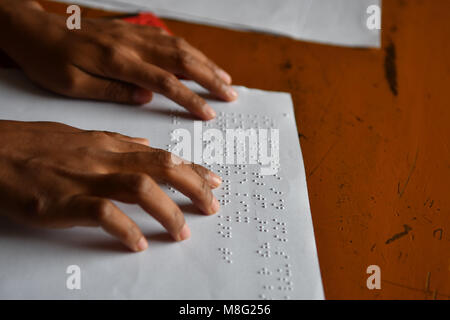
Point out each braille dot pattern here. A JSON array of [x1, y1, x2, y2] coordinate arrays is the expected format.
[[169, 111, 291, 300]]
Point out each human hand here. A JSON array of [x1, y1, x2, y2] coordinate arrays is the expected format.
[[0, 0, 237, 120], [0, 120, 222, 251]]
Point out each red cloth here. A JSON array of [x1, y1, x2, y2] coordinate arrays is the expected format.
[[0, 12, 171, 68], [123, 12, 172, 35]]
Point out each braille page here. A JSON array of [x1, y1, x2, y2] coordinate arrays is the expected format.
[[0, 70, 323, 299], [54, 0, 381, 48]]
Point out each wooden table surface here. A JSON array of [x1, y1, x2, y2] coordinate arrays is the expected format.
[[38, 0, 449, 299]]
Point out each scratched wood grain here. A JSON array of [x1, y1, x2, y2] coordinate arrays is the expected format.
[[38, 0, 450, 299]]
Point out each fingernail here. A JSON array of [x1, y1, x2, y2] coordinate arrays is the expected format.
[[209, 172, 222, 188], [179, 224, 191, 241], [133, 88, 152, 105], [226, 87, 238, 100], [211, 197, 220, 213], [203, 104, 216, 119], [136, 237, 148, 251], [216, 69, 232, 85]]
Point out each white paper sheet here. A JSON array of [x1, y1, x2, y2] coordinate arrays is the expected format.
[[0, 70, 323, 299], [53, 0, 381, 48]]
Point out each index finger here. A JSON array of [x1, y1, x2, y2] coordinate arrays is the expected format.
[[104, 58, 217, 120]]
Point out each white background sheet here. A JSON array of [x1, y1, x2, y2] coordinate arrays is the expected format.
[[54, 0, 381, 47], [0, 70, 323, 299]]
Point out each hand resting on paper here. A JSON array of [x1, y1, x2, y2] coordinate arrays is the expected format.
[[0, 0, 236, 120], [0, 120, 222, 252]]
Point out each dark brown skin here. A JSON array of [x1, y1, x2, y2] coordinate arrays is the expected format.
[[0, 0, 237, 120], [0, 120, 222, 251], [0, 0, 231, 251]]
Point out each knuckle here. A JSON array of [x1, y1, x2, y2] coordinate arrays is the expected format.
[[93, 199, 114, 222], [146, 26, 166, 34], [192, 92, 206, 107], [59, 71, 83, 95], [200, 178, 212, 199], [110, 20, 131, 33], [212, 75, 226, 89], [111, 19, 127, 26], [192, 178, 212, 203], [193, 164, 208, 179], [123, 223, 141, 243], [99, 42, 135, 69], [157, 27, 168, 35], [75, 146, 97, 161], [127, 173, 154, 197], [152, 150, 182, 180], [99, 40, 118, 61], [137, 137, 150, 146], [175, 50, 194, 70], [158, 150, 177, 169], [158, 73, 179, 94], [170, 208, 185, 231], [23, 156, 45, 170], [172, 36, 187, 49], [74, 147, 108, 173], [87, 130, 109, 141]]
